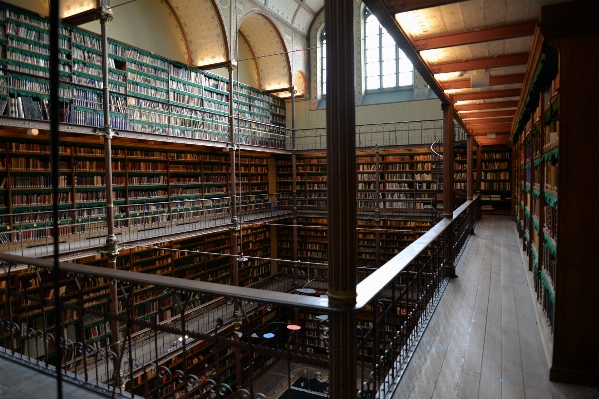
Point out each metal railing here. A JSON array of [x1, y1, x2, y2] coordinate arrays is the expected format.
[[0, 194, 291, 258], [288, 120, 468, 151], [0, 195, 480, 399]]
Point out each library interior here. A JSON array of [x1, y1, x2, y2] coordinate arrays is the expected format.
[[0, 0, 598, 398]]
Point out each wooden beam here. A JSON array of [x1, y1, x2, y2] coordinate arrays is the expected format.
[[464, 117, 513, 125], [429, 53, 530, 74], [460, 110, 515, 118], [451, 89, 521, 102], [414, 21, 536, 50], [440, 74, 525, 90], [455, 101, 518, 111], [469, 125, 512, 133], [384, 0, 468, 13]]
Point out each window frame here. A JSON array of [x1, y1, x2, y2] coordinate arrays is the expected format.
[[363, 8, 413, 92]]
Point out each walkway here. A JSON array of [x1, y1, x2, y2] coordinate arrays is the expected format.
[[5, 210, 292, 260], [393, 215, 599, 399], [0, 353, 138, 399]]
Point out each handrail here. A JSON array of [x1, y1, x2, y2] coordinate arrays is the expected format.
[[356, 194, 478, 308], [0, 194, 479, 313]]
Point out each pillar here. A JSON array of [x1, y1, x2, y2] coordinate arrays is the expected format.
[[325, 0, 357, 397], [442, 104, 456, 277], [467, 134, 475, 234]]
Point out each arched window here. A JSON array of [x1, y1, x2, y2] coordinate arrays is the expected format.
[[364, 8, 413, 91], [320, 29, 327, 96]]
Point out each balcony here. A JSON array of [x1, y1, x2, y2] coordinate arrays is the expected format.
[[0, 196, 478, 398]]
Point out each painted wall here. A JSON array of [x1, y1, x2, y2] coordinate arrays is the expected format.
[[210, 34, 260, 87], [80, 0, 188, 64]]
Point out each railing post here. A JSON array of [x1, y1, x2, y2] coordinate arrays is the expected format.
[[467, 134, 475, 235], [442, 103, 456, 278], [325, 1, 357, 398]]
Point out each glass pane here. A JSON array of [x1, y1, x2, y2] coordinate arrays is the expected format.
[[365, 34, 378, 49], [382, 46, 396, 61], [398, 47, 407, 59], [382, 74, 396, 88], [398, 58, 413, 73], [365, 18, 379, 36], [398, 72, 412, 86], [366, 62, 379, 77], [382, 59, 396, 75], [367, 76, 380, 90], [381, 32, 395, 47], [366, 48, 380, 63]]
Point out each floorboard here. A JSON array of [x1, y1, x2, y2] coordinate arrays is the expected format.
[[393, 215, 599, 399]]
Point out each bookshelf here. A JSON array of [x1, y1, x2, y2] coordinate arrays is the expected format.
[[478, 147, 511, 213], [0, 2, 286, 148], [512, 42, 560, 337], [0, 136, 271, 250], [276, 149, 442, 212]]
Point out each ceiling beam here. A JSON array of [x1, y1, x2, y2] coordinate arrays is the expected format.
[[459, 110, 515, 118], [413, 21, 536, 50], [361, 0, 472, 136], [451, 89, 521, 102], [383, 0, 469, 14], [464, 117, 513, 125], [429, 53, 530, 74], [469, 125, 512, 133], [455, 101, 518, 111], [440, 74, 524, 90]]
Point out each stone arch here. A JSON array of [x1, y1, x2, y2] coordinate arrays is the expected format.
[[237, 12, 291, 91]]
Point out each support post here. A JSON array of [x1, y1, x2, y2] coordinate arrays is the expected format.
[[95, 5, 121, 359], [325, 1, 357, 397], [49, 0, 63, 396], [374, 145, 381, 269], [467, 134, 475, 234], [291, 87, 298, 283], [442, 103, 456, 278]]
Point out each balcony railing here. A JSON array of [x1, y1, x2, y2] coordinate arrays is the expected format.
[[0, 195, 480, 399], [0, 194, 291, 258], [288, 120, 468, 151]]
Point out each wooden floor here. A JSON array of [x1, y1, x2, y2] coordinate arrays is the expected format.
[[393, 215, 599, 399]]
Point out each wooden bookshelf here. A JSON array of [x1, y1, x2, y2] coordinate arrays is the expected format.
[[0, 2, 286, 148]]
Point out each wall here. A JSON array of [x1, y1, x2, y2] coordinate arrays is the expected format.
[[288, 98, 443, 150], [210, 34, 260, 87], [80, 0, 188, 64]]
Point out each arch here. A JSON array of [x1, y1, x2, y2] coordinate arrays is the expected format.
[[79, 0, 188, 64], [169, 0, 228, 66], [238, 12, 291, 91], [295, 71, 308, 96]]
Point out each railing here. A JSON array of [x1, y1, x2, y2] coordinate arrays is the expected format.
[[288, 120, 468, 151], [0, 194, 291, 258], [0, 195, 480, 399]]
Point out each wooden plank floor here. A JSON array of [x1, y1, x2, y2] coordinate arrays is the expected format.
[[393, 215, 599, 399]]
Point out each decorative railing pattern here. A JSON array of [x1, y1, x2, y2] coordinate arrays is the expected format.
[[0, 195, 480, 399]]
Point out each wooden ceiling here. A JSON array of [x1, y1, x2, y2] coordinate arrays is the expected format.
[[366, 0, 572, 146]]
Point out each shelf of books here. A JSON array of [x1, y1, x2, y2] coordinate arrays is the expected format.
[[277, 214, 433, 276], [0, 221, 277, 395], [276, 148, 442, 212], [0, 136, 271, 249], [0, 2, 286, 149], [512, 44, 559, 333], [479, 147, 511, 213], [454, 148, 477, 192]]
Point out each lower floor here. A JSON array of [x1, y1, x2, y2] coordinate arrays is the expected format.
[[393, 215, 598, 399]]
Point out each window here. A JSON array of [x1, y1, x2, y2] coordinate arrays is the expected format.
[[320, 29, 326, 96], [364, 8, 413, 91]]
